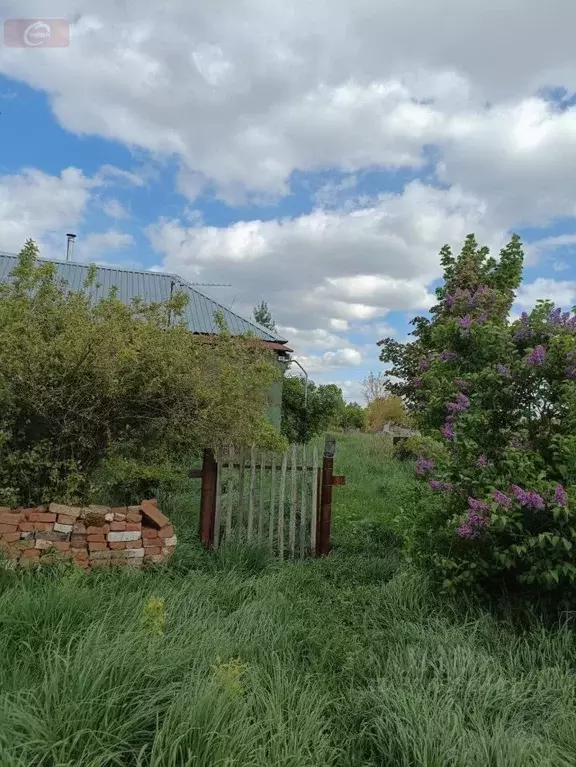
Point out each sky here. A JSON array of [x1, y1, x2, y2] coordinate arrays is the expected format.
[[1, 2, 576, 403]]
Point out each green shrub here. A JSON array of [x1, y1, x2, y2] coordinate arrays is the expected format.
[[381, 234, 576, 610], [393, 435, 447, 462], [0, 240, 284, 505]]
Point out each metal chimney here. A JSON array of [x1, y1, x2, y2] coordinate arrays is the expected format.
[[66, 233, 76, 261]]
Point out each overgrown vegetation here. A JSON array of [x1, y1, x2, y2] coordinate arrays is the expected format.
[[0, 435, 574, 767], [380, 233, 576, 610], [0, 241, 283, 506]]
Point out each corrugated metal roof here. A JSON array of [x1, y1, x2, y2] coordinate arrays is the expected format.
[[0, 252, 286, 343]]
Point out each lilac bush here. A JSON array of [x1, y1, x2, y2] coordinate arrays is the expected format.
[[379, 233, 576, 607]]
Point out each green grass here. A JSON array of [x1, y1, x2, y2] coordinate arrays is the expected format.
[[0, 435, 574, 766]]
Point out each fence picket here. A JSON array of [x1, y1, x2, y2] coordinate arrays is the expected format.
[[278, 451, 288, 561], [236, 447, 246, 541], [311, 444, 319, 554], [269, 453, 276, 549], [300, 444, 307, 559], [289, 444, 298, 558], [258, 450, 266, 542], [247, 445, 256, 541], [225, 446, 234, 541], [214, 450, 222, 549]]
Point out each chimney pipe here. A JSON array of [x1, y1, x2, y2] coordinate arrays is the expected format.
[[66, 233, 76, 261]]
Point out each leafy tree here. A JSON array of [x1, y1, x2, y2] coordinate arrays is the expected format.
[[339, 402, 366, 432], [253, 301, 277, 332], [366, 395, 411, 431], [389, 233, 576, 609], [281, 376, 345, 443], [0, 240, 284, 505]]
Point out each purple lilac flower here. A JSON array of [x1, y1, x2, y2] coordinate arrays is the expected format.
[[510, 485, 545, 509], [416, 455, 436, 476], [445, 295, 455, 309], [513, 312, 534, 343], [527, 345, 546, 367], [554, 484, 568, 507], [419, 358, 430, 372], [496, 364, 511, 377], [477, 455, 488, 468], [441, 421, 456, 440], [454, 378, 469, 389], [429, 480, 454, 492], [468, 497, 490, 512], [476, 313, 488, 325], [566, 366, 576, 380], [447, 392, 470, 414], [457, 314, 473, 330], [457, 523, 478, 538], [412, 377, 423, 389], [493, 490, 511, 507], [439, 351, 458, 361]]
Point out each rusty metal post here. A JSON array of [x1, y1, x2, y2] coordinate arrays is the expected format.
[[316, 435, 336, 556], [199, 449, 217, 549]]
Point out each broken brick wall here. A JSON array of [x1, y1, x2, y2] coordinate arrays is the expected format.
[[0, 499, 177, 569]]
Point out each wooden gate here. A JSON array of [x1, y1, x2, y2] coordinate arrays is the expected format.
[[196, 436, 343, 559]]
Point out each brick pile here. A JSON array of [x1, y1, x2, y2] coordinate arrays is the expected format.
[[0, 499, 177, 569]]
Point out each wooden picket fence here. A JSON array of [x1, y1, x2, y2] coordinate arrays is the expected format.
[[196, 436, 344, 559]]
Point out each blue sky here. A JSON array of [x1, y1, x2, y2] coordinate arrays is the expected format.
[[1, 1, 576, 402]]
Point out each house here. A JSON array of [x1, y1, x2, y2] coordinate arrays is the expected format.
[[0, 252, 291, 430]]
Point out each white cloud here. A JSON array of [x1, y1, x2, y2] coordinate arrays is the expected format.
[[0, 167, 95, 256], [101, 199, 131, 220], [293, 347, 363, 374], [515, 278, 576, 311], [148, 181, 503, 334], [1, 0, 576, 210], [75, 231, 135, 263]]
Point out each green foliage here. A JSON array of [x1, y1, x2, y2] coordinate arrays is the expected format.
[[0, 435, 574, 766], [281, 376, 345, 443], [338, 401, 366, 432], [0, 240, 283, 504], [384, 234, 576, 609], [366, 394, 411, 431], [252, 301, 276, 332], [393, 434, 448, 462]]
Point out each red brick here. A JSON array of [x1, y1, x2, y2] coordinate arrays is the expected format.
[[109, 541, 126, 550], [23, 549, 40, 558], [73, 550, 88, 561], [51, 542, 70, 552], [29, 512, 56, 523], [142, 527, 158, 539], [143, 546, 163, 556], [57, 514, 76, 525], [88, 542, 107, 552], [71, 534, 87, 544], [86, 525, 109, 535], [125, 522, 142, 532], [73, 522, 87, 534], [110, 506, 128, 514], [142, 537, 159, 548], [141, 499, 169, 529], [34, 522, 53, 532], [126, 512, 142, 524], [18, 522, 35, 532], [158, 526, 174, 539], [125, 539, 144, 549], [109, 521, 126, 531], [0, 512, 23, 525], [1, 533, 21, 543], [87, 533, 106, 543], [0, 524, 18, 534]]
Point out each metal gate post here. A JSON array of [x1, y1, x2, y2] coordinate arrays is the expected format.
[[316, 436, 335, 556]]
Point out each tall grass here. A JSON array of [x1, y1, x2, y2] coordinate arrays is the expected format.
[[0, 435, 574, 766]]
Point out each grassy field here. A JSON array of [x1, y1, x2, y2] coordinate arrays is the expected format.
[[0, 435, 575, 766]]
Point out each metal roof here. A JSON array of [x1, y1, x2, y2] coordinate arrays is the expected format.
[[0, 252, 286, 344]]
